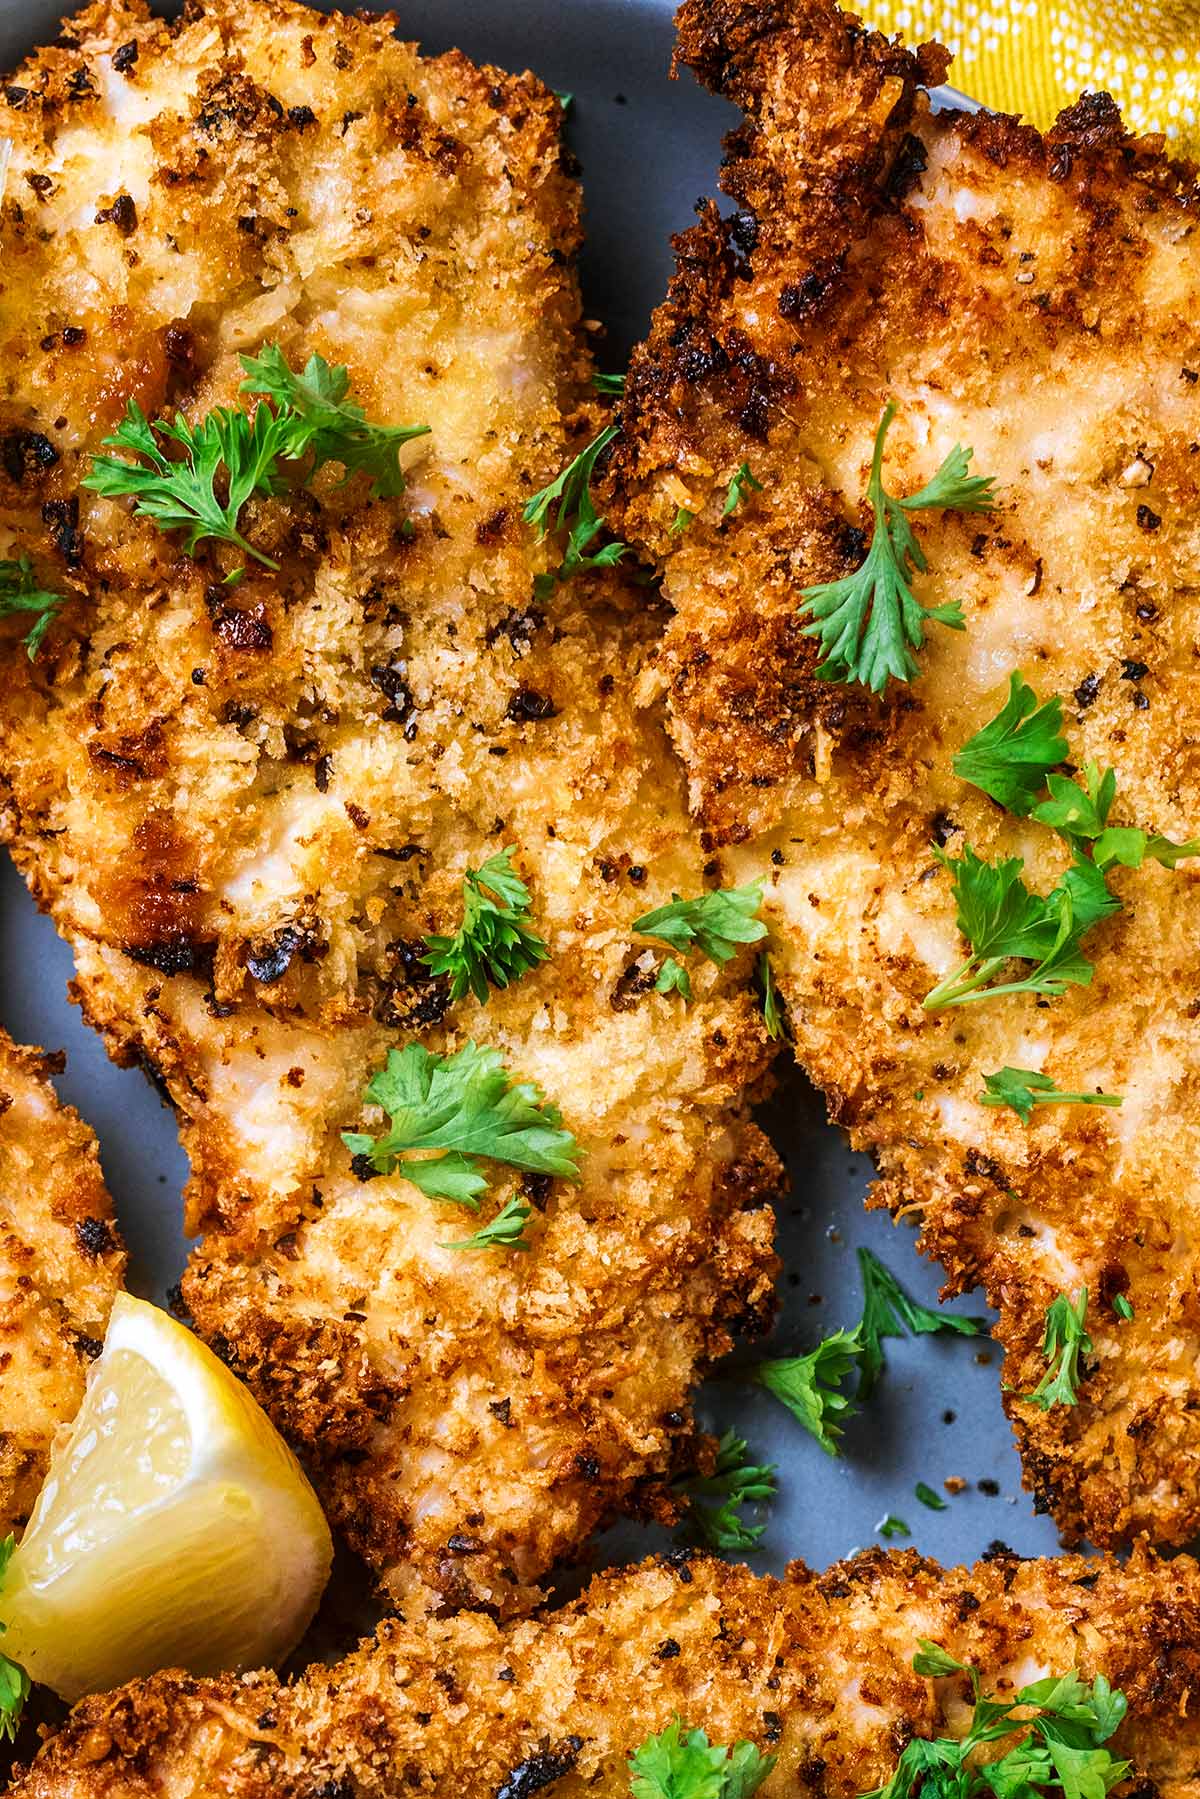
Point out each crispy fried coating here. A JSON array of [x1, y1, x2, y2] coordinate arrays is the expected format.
[[13, 1547, 1200, 1799], [0, 0, 780, 1610], [610, 0, 1200, 1548], [0, 1031, 123, 1536]]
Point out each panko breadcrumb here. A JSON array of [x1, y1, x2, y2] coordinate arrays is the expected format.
[[0, 1031, 123, 1536], [0, 0, 780, 1612], [13, 1547, 1200, 1799], [611, 0, 1200, 1549]]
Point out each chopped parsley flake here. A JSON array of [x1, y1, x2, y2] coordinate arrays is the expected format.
[[524, 424, 631, 597], [677, 1430, 777, 1552], [1021, 1288, 1091, 1412], [421, 849, 549, 1005], [723, 461, 763, 517], [914, 1481, 947, 1511], [0, 556, 65, 657], [439, 1194, 532, 1253]]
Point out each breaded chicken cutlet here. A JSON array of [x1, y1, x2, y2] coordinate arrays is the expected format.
[[610, 0, 1200, 1548], [0, 0, 781, 1612], [12, 1546, 1200, 1799], [0, 1030, 123, 1536]]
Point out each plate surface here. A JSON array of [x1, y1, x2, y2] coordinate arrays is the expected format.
[[0, 0, 1065, 1581]]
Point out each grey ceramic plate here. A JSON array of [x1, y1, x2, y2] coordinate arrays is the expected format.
[[0, 0, 1065, 1583]]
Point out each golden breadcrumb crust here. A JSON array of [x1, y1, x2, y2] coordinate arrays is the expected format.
[[610, 0, 1200, 1547], [13, 1547, 1200, 1799], [0, 1030, 123, 1536], [0, 0, 781, 1610]]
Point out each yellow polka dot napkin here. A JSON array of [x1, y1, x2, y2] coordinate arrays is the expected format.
[[859, 1, 1200, 157]]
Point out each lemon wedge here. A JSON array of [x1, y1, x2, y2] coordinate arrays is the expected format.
[[0, 1293, 332, 1701]]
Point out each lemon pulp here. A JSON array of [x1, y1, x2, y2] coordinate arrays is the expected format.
[[1, 1295, 332, 1700]]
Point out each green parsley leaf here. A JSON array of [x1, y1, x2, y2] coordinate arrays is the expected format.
[[593, 370, 625, 395], [798, 403, 994, 693], [677, 1430, 777, 1552], [914, 1640, 975, 1682], [1113, 1294, 1134, 1321], [0, 556, 65, 657], [978, 1067, 1122, 1123], [865, 1651, 1129, 1799], [240, 346, 430, 499], [753, 1325, 863, 1456], [723, 461, 763, 517], [953, 673, 1068, 815], [524, 424, 631, 597], [0, 1535, 28, 1743], [421, 849, 549, 1005], [877, 1513, 911, 1539], [84, 398, 291, 569], [670, 506, 695, 536], [856, 1247, 985, 1399], [554, 90, 574, 111], [923, 845, 1117, 1010], [655, 956, 694, 1001], [439, 1194, 532, 1252], [633, 881, 767, 966], [342, 1041, 581, 1204], [914, 1481, 947, 1510], [629, 1720, 774, 1799], [1021, 1288, 1091, 1411], [1018, 745, 1200, 874], [759, 952, 786, 1040]]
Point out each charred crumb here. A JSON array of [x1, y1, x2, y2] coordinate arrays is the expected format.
[[506, 686, 558, 723], [370, 662, 418, 737], [42, 495, 83, 567], [1073, 672, 1101, 709], [2, 428, 58, 483], [74, 1216, 115, 1259], [610, 951, 658, 1012], [495, 1737, 583, 1799], [94, 193, 138, 235], [111, 39, 138, 73]]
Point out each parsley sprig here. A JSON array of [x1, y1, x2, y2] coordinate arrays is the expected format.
[[759, 953, 786, 1040], [439, 1194, 532, 1253], [421, 849, 549, 1004], [85, 399, 292, 569], [979, 1067, 1122, 1123], [798, 403, 994, 693], [959, 677, 1200, 869], [239, 346, 430, 499], [753, 1326, 864, 1456], [0, 556, 65, 657], [676, 1430, 777, 1551], [857, 1246, 984, 1399], [923, 846, 1117, 1010], [0, 1536, 29, 1742], [953, 672, 1067, 814], [343, 1041, 581, 1204], [752, 1250, 984, 1453], [1021, 1289, 1092, 1411], [630, 1720, 774, 1799], [524, 424, 631, 598], [867, 1641, 1128, 1799], [84, 344, 429, 570], [634, 881, 768, 982]]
